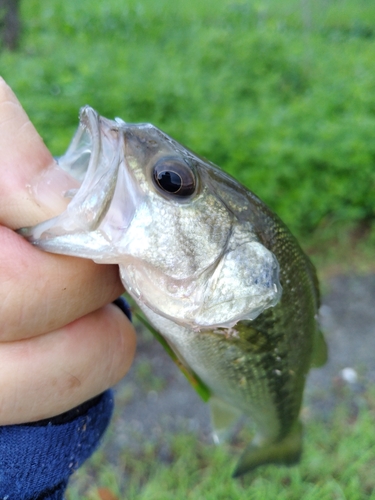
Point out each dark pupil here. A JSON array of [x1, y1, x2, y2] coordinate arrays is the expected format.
[[157, 170, 182, 193], [153, 157, 196, 197]]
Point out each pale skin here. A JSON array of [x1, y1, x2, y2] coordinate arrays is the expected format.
[[0, 77, 136, 425]]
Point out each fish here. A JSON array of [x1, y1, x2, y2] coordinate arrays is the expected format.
[[19, 106, 327, 476]]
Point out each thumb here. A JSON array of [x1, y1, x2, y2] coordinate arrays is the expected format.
[[0, 77, 78, 229]]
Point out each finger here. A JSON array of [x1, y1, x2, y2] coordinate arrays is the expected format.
[[0, 304, 136, 425], [0, 226, 124, 340], [0, 77, 76, 228], [0, 80, 125, 333]]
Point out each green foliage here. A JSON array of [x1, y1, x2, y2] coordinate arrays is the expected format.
[[2, 0, 375, 240]]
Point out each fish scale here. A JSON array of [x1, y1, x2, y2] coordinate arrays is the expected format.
[[19, 106, 327, 476]]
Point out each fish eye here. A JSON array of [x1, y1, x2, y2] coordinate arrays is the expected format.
[[153, 157, 196, 197]]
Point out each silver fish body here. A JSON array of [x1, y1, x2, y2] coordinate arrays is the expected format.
[[20, 107, 326, 475]]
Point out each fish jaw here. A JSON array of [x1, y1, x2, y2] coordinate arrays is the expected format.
[[18, 107, 142, 262]]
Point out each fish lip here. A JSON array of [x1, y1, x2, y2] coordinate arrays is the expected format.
[[55, 106, 101, 183], [80, 105, 99, 129], [54, 106, 124, 232], [79, 105, 100, 138], [78, 106, 101, 183], [75, 106, 115, 187], [19, 106, 127, 244]]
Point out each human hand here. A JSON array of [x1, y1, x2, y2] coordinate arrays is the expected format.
[[0, 78, 136, 425]]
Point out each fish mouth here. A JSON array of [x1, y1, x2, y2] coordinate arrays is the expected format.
[[18, 107, 138, 261], [58, 106, 102, 184]]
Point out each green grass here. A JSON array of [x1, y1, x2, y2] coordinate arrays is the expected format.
[[67, 385, 375, 499], [2, 0, 375, 242]]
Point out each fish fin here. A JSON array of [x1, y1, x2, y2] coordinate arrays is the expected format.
[[306, 256, 321, 307], [310, 328, 328, 368], [304, 257, 327, 369], [209, 397, 241, 444], [135, 311, 211, 402], [232, 422, 303, 477]]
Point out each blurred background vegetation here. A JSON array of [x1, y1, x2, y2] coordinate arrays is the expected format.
[[2, 0, 375, 261], [2, 1, 375, 498]]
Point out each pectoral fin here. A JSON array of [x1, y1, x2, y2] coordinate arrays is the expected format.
[[209, 397, 241, 444], [135, 311, 211, 402], [233, 422, 303, 477]]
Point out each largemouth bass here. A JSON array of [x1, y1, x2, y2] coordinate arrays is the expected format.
[[20, 107, 327, 476]]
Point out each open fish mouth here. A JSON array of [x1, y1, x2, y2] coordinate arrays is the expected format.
[[18, 107, 140, 261]]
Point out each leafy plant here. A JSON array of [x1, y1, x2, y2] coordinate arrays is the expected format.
[[2, 0, 375, 241]]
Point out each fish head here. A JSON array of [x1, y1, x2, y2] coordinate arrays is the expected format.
[[21, 107, 282, 330]]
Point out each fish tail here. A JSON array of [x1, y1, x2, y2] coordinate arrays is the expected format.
[[232, 421, 303, 477]]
